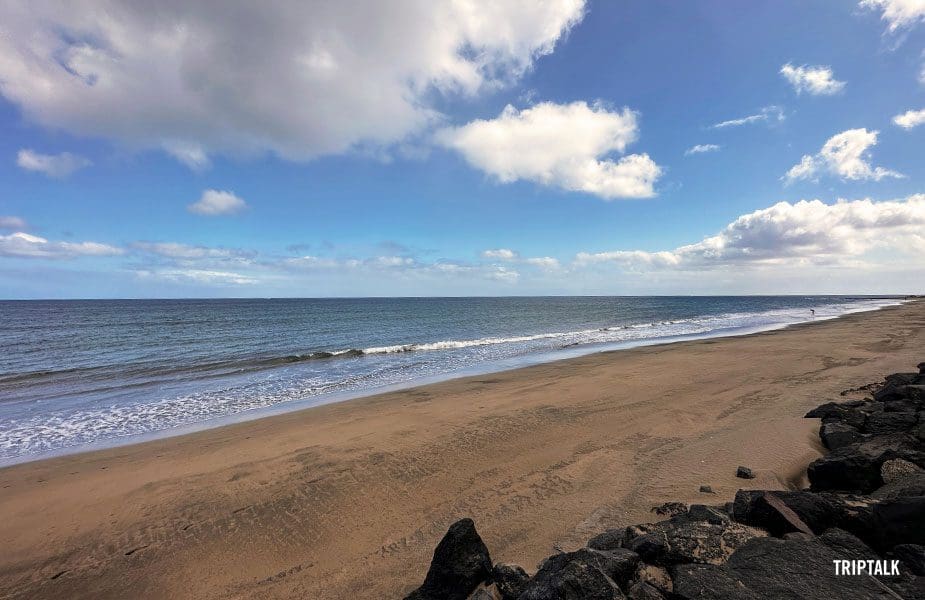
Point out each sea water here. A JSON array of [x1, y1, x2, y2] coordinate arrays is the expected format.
[[0, 296, 903, 463]]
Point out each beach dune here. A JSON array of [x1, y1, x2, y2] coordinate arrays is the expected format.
[[0, 300, 923, 599]]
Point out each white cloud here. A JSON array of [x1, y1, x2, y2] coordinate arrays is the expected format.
[[187, 190, 247, 216], [16, 149, 91, 178], [370, 256, 415, 268], [576, 195, 925, 269], [437, 101, 661, 199], [135, 269, 257, 286], [132, 241, 253, 261], [488, 266, 520, 282], [163, 142, 211, 171], [482, 248, 519, 260], [0, 232, 122, 259], [684, 144, 720, 156], [0, 216, 27, 230], [0, 1, 585, 166], [712, 106, 785, 129], [860, 0, 925, 32], [780, 63, 846, 95], [783, 128, 903, 183], [481, 248, 560, 269], [524, 256, 560, 269], [893, 108, 925, 128]]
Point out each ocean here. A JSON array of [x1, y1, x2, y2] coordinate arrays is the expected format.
[[0, 296, 903, 464]]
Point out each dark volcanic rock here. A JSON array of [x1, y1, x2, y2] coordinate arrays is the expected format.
[[625, 581, 665, 600], [819, 527, 880, 561], [660, 521, 765, 565], [735, 466, 754, 479], [651, 502, 687, 518], [808, 434, 925, 493], [875, 373, 922, 401], [626, 533, 668, 564], [668, 563, 757, 600], [805, 400, 870, 428], [404, 518, 492, 600], [686, 504, 730, 525], [725, 537, 896, 599], [869, 496, 925, 552], [587, 529, 626, 552], [573, 548, 640, 587], [882, 457, 924, 484], [698, 485, 713, 494], [893, 544, 925, 576], [517, 551, 625, 600], [623, 518, 764, 566], [873, 472, 925, 500], [732, 490, 838, 536], [865, 411, 919, 435], [888, 577, 925, 600], [469, 588, 494, 600], [820, 421, 863, 450], [492, 563, 529, 600], [805, 399, 865, 419]]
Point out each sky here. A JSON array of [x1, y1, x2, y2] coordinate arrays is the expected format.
[[1, 0, 924, 299]]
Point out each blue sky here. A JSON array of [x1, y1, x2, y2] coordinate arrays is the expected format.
[[1, 0, 924, 298]]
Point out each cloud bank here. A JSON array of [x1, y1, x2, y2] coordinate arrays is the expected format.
[[577, 195, 925, 269], [0, 232, 123, 259], [0, 1, 585, 166]]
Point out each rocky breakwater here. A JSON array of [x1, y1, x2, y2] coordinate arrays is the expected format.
[[404, 362, 925, 599]]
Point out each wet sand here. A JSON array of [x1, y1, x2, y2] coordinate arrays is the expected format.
[[1, 300, 922, 599]]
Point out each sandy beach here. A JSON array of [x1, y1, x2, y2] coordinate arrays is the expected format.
[[0, 300, 922, 600]]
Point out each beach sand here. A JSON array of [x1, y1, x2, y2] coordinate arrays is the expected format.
[[1, 300, 923, 600]]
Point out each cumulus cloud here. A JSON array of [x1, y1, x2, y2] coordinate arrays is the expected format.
[[576, 195, 925, 269], [437, 101, 661, 199], [482, 248, 519, 260], [685, 144, 720, 156], [893, 108, 925, 128], [860, 0, 925, 32], [0, 1, 585, 166], [16, 149, 91, 178], [783, 128, 903, 183], [0, 216, 27, 230], [712, 106, 785, 129], [187, 190, 247, 216], [780, 63, 846, 95], [0, 232, 122, 259]]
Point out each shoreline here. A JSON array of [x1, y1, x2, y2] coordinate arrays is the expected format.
[[0, 297, 908, 468], [1, 299, 923, 599]]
